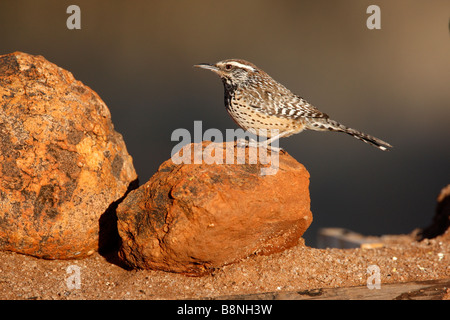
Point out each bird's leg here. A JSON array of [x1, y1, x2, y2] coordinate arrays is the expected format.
[[246, 137, 259, 148], [237, 130, 293, 152], [237, 137, 263, 151], [236, 137, 249, 148], [255, 130, 295, 152], [237, 132, 259, 148]]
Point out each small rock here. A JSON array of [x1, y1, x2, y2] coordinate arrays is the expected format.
[[117, 141, 312, 275], [0, 52, 137, 259], [418, 184, 450, 240]]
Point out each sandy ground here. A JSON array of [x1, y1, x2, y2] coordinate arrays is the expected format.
[[0, 229, 448, 300]]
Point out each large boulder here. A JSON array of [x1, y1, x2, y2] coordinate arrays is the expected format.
[[0, 52, 137, 259], [117, 141, 312, 275], [419, 184, 450, 240]]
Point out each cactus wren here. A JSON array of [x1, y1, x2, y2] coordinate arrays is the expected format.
[[194, 59, 392, 151]]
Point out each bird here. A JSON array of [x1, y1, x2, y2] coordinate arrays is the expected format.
[[194, 59, 392, 151]]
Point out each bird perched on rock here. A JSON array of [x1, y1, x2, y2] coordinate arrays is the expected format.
[[194, 59, 392, 151]]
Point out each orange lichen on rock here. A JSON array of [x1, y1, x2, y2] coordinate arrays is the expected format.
[[0, 52, 137, 259], [117, 141, 312, 275]]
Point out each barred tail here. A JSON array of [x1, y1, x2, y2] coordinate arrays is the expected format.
[[307, 118, 393, 151]]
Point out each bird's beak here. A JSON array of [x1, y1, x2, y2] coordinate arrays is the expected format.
[[194, 63, 220, 74]]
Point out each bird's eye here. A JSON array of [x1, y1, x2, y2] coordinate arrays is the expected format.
[[225, 64, 232, 70]]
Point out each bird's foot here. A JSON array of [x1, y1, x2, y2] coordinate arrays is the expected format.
[[236, 138, 283, 153], [236, 138, 248, 148], [253, 140, 284, 153]]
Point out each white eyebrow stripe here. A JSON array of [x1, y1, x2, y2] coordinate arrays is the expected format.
[[227, 61, 255, 71]]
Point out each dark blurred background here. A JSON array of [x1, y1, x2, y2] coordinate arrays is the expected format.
[[1, 0, 449, 246]]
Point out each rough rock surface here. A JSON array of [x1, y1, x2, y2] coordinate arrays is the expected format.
[[117, 141, 312, 275], [419, 184, 450, 239], [0, 52, 137, 259]]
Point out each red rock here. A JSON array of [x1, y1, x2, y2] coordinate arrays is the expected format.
[[0, 52, 137, 259], [419, 184, 450, 240], [117, 141, 312, 275]]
